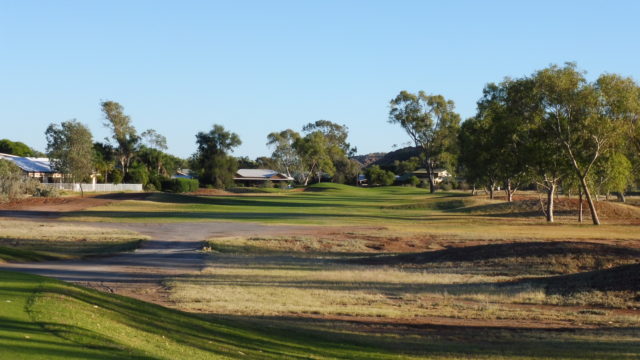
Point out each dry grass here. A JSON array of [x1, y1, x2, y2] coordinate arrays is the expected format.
[[167, 236, 640, 328], [0, 219, 148, 261]]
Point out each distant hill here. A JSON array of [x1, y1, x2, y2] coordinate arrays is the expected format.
[[370, 146, 421, 168], [351, 152, 386, 167]]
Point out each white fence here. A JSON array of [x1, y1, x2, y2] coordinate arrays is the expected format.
[[44, 183, 143, 192]]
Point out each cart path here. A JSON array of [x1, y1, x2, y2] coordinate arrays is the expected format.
[[0, 220, 309, 305]]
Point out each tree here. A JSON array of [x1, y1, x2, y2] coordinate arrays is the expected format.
[[293, 131, 334, 185], [333, 158, 362, 185], [302, 120, 355, 155], [266, 129, 301, 177], [101, 101, 139, 178], [389, 91, 461, 193], [458, 116, 501, 199], [192, 125, 241, 189], [45, 120, 94, 196], [365, 165, 395, 186], [93, 142, 116, 183], [141, 129, 168, 151], [592, 153, 632, 202], [0, 139, 41, 157], [534, 64, 638, 225]]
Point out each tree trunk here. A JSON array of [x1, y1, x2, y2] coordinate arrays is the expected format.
[[488, 185, 495, 200], [79, 183, 84, 198], [425, 161, 436, 194], [579, 176, 600, 225], [504, 179, 515, 203], [472, 185, 477, 196], [616, 192, 626, 202], [578, 187, 584, 223], [546, 183, 555, 223]]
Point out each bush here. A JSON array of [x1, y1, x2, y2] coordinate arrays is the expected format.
[[365, 165, 396, 186], [259, 180, 273, 188], [33, 184, 60, 198], [160, 178, 199, 193], [408, 176, 420, 187], [111, 169, 123, 184], [127, 164, 149, 186]]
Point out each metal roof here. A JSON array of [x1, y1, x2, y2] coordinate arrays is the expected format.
[[235, 169, 293, 181], [0, 153, 55, 173]]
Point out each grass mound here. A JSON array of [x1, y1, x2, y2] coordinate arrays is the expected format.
[[0, 271, 402, 359], [352, 241, 640, 275]]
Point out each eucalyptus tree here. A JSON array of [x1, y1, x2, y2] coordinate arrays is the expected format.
[[293, 131, 334, 185], [101, 101, 139, 178], [534, 63, 639, 225], [266, 129, 301, 178], [45, 120, 94, 196], [389, 91, 460, 193]]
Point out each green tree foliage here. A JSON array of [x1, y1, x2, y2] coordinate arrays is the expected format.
[[266, 129, 301, 177], [365, 165, 395, 186], [45, 120, 94, 196], [332, 158, 362, 185], [101, 101, 139, 178], [0, 139, 41, 157], [294, 131, 335, 185], [534, 63, 639, 225], [192, 125, 241, 189], [93, 142, 116, 183], [389, 91, 461, 193], [394, 156, 421, 174], [458, 116, 501, 199]]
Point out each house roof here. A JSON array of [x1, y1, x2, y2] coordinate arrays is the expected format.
[[0, 153, 55, 173], [234, 169, 293, 181]]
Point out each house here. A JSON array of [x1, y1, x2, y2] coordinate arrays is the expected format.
[[405, 168, 452, 184], [0, 152, 62, 183], [233, 169, 294, 186], [172, 169, 195, 179]]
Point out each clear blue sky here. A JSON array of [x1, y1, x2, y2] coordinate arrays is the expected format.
[[1, 1, 639, 159]]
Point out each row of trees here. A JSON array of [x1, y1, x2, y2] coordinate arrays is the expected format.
[[44, 101, 186, 193], [390, 63, 640, 225], [191, 120, 362, 188], [460, 63, 639, 225]]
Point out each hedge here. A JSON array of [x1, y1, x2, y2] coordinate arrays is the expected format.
[[160, 178, 199, 193]]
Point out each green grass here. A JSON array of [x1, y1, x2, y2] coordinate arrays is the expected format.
[[0, 270, 422, 359], [2, 270, 639, 360]]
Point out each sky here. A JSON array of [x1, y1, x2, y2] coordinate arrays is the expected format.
[[1, 0, 639, 159]]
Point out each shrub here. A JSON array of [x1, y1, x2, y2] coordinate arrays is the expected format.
[[365, 165, 396, 186], [33, 184, 60, 198], [408, 176, 420, 187], [161, 178, 199, 193], [259, 180, 273, 188], [111, 169, 123, 184]]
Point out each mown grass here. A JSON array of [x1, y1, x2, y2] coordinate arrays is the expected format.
[[0, 220, 147, 262], [3, 270, 638, 360]]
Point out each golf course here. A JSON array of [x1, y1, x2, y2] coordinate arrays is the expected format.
[[1, 184, 639, 359]]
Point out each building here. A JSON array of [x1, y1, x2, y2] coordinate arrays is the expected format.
[[0, 152, 62, 183], [402, 168, 452, 184], [233, 169, 294, 186]]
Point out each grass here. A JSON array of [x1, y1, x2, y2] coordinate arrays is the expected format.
[[5, 184, 640, 358], [0, 220, 147, 262], [3, 270, 639, 360], [0, 270, 422, 359]]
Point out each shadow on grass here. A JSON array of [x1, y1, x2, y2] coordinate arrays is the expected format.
[[349, 241, 640, 267]]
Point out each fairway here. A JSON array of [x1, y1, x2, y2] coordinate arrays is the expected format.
[[1, 184, 640, 359]]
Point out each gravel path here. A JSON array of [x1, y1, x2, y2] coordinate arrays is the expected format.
[[0, 219, 305, 305]]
